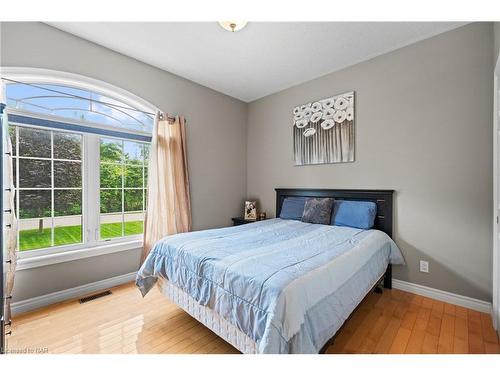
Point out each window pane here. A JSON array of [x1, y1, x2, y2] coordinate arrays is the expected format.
[[54, 189, 82, 216], [100, 189, 122, 213], [19, 159, 51, 188], [7, 83, 154, 132], [74, 110, 123, 127], [18, 127, 51, 158], [144, 167, 148, 185], [9, 127, 16, 156], [16, 102, 53, 115], [124, 189, 143, 212], [100, 163, 122, 188], [124, 212, 144, 236], [124, 141, 143, 164], [100, 214, 123, 239], [124, 165, 143, 188], [143, 144, 150, 162], [91, 101, 138, 129], [53, 132, 82, 160], [13, 160, 17, 188], [18, 218, 52, 251], [54, 161, 82, 188], [21, 96, 89, 113], [19, 190, 51, 219], [7, 83, 90, 103], [54, 216, 82, 246], [100, 139, 123, 163]]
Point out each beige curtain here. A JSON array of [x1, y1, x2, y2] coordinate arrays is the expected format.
[[3, 109, 18, 323], [142, 113, 191, 262]]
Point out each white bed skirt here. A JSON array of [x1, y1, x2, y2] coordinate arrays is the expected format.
[[157, 277, 258, 354]]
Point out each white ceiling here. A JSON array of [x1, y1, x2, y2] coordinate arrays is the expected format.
[[48, 22, 466, 102]]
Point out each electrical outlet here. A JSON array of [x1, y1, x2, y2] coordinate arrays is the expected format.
[[420, 260, 429, 273]]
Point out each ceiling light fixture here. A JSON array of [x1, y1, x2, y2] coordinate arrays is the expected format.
[[218, 21, 247, 33]]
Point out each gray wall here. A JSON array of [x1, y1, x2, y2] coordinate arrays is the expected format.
[[247, 23, 494, 301], [495, 22, 500, 65], [0, 22, 248, 301], [1, 22, 495, 304]]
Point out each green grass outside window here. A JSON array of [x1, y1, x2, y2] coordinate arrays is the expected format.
[[19, 221, 144, 251]]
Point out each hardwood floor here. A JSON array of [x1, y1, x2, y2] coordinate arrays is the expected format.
[[6, 282, 499, 354]]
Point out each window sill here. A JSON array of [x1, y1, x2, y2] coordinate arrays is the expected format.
[[16, 240, 143, 271]]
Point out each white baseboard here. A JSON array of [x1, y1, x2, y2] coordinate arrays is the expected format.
[[11, 272, 137, 316], [494, 307, 499, 331], [393, 279, 492, 314]]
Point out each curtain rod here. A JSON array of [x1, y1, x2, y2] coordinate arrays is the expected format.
[[1, 77, 176, 121], [158, 112, 177, 123]]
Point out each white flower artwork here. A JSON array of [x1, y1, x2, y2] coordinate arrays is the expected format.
[[334, 96, 349, 110], [292, 91, 354, 165], [302, 108, 313, 120], [294, 112, 304, 121], [311, 102, 322, 112], [310, 112, 323, 123], [303, 128, 316, 137], [322, 98, 335, 109], [295, 118, 309, 128], [321, 119, 335, 130], [333, 110, 346, 123], [322, 108, 335, 120], [346, 107, 354, 122]]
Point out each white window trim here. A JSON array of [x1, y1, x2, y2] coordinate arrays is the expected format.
[[16, 239, 143, 271], [2, 67, 157, 267]]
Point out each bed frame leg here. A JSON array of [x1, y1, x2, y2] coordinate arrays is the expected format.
[[383, 264, 392, 289]]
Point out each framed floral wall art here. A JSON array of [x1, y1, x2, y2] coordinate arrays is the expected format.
[[293, 91, 354, 165]]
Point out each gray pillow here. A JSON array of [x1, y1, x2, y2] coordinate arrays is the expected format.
[[301, 198, 335, 225]]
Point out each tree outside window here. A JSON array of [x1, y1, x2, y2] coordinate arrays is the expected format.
[[100, 138, 149, 239]]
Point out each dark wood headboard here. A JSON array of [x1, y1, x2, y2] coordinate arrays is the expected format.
[[275, 188, 394, 238]]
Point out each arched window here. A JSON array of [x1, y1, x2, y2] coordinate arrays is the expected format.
[[6, 82, 154, 132], [1, 68, 158, 259]]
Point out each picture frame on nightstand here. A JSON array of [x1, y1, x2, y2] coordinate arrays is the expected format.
[[244, 200, 257, 221]]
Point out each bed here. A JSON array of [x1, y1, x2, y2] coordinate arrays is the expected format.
[[136, 188, 404, 354]]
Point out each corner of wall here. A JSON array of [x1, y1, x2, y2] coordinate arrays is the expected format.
[[494, 22, 500, 67], [244, 102, 250, 200]]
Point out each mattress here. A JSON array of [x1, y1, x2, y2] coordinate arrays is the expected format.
[[137, 218, 404, 353], [157, 276, 258, 354]]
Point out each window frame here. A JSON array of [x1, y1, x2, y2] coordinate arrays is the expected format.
[[2, 67, 157, 262], [10, 121, 147, 261], [12, 122, 85, 254]]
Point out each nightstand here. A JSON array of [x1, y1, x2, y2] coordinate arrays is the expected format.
[[231, 217, 264, 226]]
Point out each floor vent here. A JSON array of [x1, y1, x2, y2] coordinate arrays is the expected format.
[[79, 290, 112, 304]]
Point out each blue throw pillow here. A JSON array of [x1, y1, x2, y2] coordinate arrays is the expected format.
[[301, 198, 335, 225], [279, 197, 307, 220], [331, 200, 377, 229]]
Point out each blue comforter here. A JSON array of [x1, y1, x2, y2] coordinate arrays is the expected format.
[[136, 218, 404, 353]]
